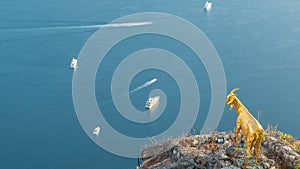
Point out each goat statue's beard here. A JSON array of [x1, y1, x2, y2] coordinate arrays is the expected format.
[[229, 104, 233, 110]]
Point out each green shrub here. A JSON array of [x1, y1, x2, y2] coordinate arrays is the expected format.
[[295, 158, 300, 169]]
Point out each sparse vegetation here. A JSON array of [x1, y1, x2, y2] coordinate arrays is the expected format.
[[265, 124, 279, 137], [265, 124, 300, 154], [296, 158, 300, 169], [278, 131, 294, 144]]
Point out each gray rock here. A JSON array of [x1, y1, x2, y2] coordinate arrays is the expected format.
[[221, 165, 241, 169], [266, 159, 275, 166], [262, 162, 270, 169], [233, 158, 246, 167]]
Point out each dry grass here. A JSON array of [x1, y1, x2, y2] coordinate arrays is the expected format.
[[265, 124, 279, 137]]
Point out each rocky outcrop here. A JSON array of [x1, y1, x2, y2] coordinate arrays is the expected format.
[[140, 132, 300, 169], [261, 137, 300, 168]]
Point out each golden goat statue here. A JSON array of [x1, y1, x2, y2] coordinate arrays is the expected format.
[[226, 88, 264, 168]]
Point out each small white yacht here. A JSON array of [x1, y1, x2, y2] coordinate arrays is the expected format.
[[145, 96, 160, 109], [204, 1, 212, 12], [70, 58, 78, 69], [93, 127, 101, 136]]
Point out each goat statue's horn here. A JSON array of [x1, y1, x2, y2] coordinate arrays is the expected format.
[[230, 88, 240, 95]]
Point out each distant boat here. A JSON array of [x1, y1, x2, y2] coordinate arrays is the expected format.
[[70, 58, 78, 69], [148, 78, 157, 84], [93, 127, 101, 136], [145, 96, 160, 109], [204, 1, 212, 12]]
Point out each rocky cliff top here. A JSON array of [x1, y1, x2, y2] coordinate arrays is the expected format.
[[140, 130, 300, 169]]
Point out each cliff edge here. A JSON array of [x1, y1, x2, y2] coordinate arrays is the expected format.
[[140, 129, 300, 169]]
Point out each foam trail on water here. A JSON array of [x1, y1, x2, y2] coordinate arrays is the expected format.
[[0, 21, 153, 32], [129, 78, 157, 94], [97, 78, 157, 103], [104, 21, 153, 28]]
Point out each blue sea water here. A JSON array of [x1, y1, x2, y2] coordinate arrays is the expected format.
[[1, 0, 300, 168]]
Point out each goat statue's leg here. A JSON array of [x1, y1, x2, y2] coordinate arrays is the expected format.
[[231, 120, 241, 161], [254, 130, 264, 163], [235, 119, 241, 153], [244, 134, 255, 168]]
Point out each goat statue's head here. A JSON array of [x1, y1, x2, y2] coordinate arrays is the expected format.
[[226, 88, 240, 110]]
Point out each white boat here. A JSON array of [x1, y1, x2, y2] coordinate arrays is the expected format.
[[70, 58, 78, 69], [145, 96, 160, 109], [149, 78, 157, 84], [93, 127, 100, 136], [204, 1, 212, 12]]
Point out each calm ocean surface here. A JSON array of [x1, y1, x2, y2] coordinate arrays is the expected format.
[[1, 0, 300, 168]]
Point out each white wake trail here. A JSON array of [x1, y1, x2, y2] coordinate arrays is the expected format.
[[1, 21, 153, 32], [129, 78, 157, 94], [104, 21, 153, 28], [97, 78, 157, 103]]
